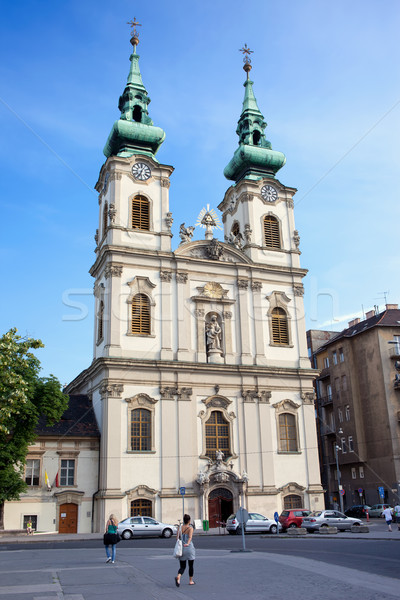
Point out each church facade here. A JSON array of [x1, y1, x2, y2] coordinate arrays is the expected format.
[[66, 29, 324, 532]]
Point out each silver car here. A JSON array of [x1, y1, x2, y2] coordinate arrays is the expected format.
[[117, 516, 177, 539], [368, 504, 392, 518], [302, 510, 362, 532], [226, 512, 282, 535]]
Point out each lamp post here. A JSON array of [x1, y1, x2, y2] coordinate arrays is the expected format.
[[335, 427, 344, 513]]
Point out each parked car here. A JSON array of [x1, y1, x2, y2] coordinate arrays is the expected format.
[[279, 509, 311, 530], [344, 505, 371, 519], [226, 512, 282, 535], [117, 516, 177, 539], [302, 510, 362, 532], [368, 504, 392, 518]]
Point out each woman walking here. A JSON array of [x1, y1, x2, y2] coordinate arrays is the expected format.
[[175, 514, 195, 587], [104, 514, 119, 563]]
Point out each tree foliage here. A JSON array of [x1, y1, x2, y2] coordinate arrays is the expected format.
[[0, 328, 68, 503]]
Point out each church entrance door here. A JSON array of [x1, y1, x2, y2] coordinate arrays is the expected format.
[[208, 488, 233, 528]]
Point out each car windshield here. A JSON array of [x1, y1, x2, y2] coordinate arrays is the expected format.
[[280, 511, 289, 517], [308, 511, 322, 517], [250, 513, 266, 520]]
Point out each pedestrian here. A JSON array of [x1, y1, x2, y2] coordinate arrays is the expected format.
[[26, 520, 33, 536], [175, 514, 195, 587], [104, 514, 119, 563], [393, 502, 400, 531], [382, 506, 393, 531]]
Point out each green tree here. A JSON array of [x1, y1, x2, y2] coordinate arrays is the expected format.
[[0, 328, 68, 528]]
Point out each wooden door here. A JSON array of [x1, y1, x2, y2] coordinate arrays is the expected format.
[[59, 503, 78, 534], [208, 497, 221, 528]]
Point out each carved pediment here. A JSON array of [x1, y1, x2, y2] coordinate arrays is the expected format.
[[272, 399, 299, 412], [202, 395, 232, 410], [174, 240, 252, 264]]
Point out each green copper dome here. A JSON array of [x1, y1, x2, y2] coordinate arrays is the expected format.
[[103, 39, 165, 159], [224, 74, 286, 182]]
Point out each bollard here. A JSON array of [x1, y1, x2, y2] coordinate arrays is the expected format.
[[366, 510, 369, 522]]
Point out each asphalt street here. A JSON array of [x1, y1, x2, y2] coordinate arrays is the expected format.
[[1, 521, 400, 600]]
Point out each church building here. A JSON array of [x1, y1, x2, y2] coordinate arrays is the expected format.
[[66, 25, 324, 532]]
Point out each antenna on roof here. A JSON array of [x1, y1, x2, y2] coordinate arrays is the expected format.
[[361, 304, 365, 320], [377, 291, 390, 305]]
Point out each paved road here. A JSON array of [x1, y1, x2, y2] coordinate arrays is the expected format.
[[1, 526, 400, 600]]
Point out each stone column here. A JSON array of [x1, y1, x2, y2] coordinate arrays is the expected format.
[[194, 307, 207, 362], [160, 270, 173, 360], [160, 178, 172, 252], [222, 311, 234, 363], [251, 281, 267, 366], [104, 263, 123, 356], [176, 271, 191, 361], [237, 278, 252, 365]]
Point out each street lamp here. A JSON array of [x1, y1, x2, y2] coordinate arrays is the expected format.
[[335, 427, 344, 513]]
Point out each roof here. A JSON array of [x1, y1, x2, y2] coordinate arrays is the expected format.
[[35, 394, 100, 438], [315, 308, 400, 355]]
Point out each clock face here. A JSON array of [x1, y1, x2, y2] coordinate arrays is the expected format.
[[261, 185, 278, 202], [132, 162, 151, 181]]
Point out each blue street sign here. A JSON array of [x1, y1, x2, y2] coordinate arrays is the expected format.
[[274, 511, 279, 523], [179, 487, 186, 496]]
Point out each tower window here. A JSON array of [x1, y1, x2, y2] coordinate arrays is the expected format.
[[263, 215, 280, 248], [253, 131, 261, 145], [205, 411, 230, 460], [271, 307, 289, 344], [231, 222, 240, 237], [132, 105, 142, 122], [279, 413, 298, 451], [103, 203, 108, 238], [131, 293, 151, 335], [130, 408, 151, 451], [131, 196, 150, 230], [97, 300, 104, 342]]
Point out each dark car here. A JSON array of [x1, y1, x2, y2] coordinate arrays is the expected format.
[[344, 505, 371, 519], [279, 509, 311, 530]]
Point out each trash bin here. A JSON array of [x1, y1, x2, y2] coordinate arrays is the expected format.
[[202, 519, 209, 531]]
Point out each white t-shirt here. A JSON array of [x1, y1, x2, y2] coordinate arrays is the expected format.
[[382, 507, 393, 521], [393, 505, 400, 517]]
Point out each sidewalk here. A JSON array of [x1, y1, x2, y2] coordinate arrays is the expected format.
[[1, 522, 400, 544]]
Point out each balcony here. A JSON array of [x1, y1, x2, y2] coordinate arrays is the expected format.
[[319, 395, 333, 406], [317, 368, 331, 380], [320, 424, 336, 436], [389, 346, 400, 359]]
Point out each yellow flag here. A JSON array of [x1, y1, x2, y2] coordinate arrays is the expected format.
[[45, 470, 50, 488]]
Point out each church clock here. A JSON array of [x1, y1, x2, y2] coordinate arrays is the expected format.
[[261, 185, 278, 202]]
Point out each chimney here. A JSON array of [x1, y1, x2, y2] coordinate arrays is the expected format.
[[386, 303, 399, 310], [365, 310, 375, 319], [348, 318, 361, 328]]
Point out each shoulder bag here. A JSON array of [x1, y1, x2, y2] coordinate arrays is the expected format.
[[173, 526, 183, 558]]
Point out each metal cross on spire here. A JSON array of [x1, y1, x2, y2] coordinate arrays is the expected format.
[[127, 18, 142, 48], [239, 44, 254, 78]]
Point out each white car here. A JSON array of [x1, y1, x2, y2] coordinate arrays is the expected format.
[[226, 512, 282, 535], [117, 516, 177, 539], [302, 510, 362, 532]]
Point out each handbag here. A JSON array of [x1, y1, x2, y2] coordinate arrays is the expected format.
[[173, 526, 183, 558]]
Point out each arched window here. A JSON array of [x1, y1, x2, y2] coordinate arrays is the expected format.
[[97, 300, 104, 342], [130, 408, 151, 451], [131, 293, 151, 335], [284, 494, 302, 509], [263, 215, 280, 248], [205, 411, 230, 460], [131, 499, 152, 517], [131, 195, 150, 230], [103, 202, 108, 238], [271, 307, 289, 344], [231, 222, 240, 237], [279, 413, 298, 452]]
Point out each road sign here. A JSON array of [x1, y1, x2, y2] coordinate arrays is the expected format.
[[179, 487, 186, 496], [358, 488, 363, 494], [378, 486, 385, 498], [340, 489, 345, 495], [274, 512, 279, 523], [236, 507, 249, 525]]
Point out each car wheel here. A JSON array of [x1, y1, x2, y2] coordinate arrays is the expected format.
[[162, 528, 173, 538], [288, 523, 297, 529], [228, 530, 236, 535], [270, 524, 277, 534], [122, 530, 133, 540], [352, 522, 361, 527], [236, 526, 244, 535]]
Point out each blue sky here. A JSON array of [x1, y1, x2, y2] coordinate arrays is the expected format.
[[1, 0, 399, 385]]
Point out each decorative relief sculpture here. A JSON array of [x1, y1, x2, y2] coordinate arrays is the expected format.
[[100, 381, 124, 399], [94, 229, 99, 245], [244, 223, 252, 244], [195, 204, 222, 241], [206, 238, 224, 260], [301, 391, 315, 405], [179, 223, 195, 244], [161, 177, 171, 188], [194, 308, 205, 318], [160, 386, 178, 399], [237, 279, 249, 290], [159, 270, 172, 282], [165, 212, 173, 231], [206, 315, 222, 352], [293, 284, 304, 297], [293, 229, 300, 249], [251, 281, 262, 292], [108, 203, 117, 224], [105, 264, 123, 278], [176, 272, 188, 283]]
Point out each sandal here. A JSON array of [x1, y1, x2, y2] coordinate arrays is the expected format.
[[189, 582, 196, 585], [175, 577, 180, 587]]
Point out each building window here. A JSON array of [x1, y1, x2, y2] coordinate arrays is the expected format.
[[342, 375, 347, 391], [130, 408, 151, 451], [351, 468, 357, 479], [131, 195, 150, 230], [283, 494, 302, 509], [263, 215, 281, 248], [60, 459, 75, 486], [324, 357, 330, 368], [341, 437, 347, 454], [23, 515, 37, 531], [131, 293, 151, 335], [131, 499, 152, 517], [327, 384, 332, 400], [231, 222, 240, 237], [271, 307, 289, 345], [345, 405, 350, 421], [279, 413, 298, 452], [103, 202, 108, 237], [338, 408, 343, 423], [205, 411, 230, 460], [348, 436, 354, 452], [25, 459, 40, 486], [359, 466, 364, 478], [332, 351, 337, 365], [97, 300, 104, 342], [339, 348, 344, 362]]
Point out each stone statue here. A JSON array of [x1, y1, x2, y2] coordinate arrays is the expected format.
[[206, 316, 222, 351], [216, 449, 224, 462], [225, 230, 243, 250], [179, 223, 195, 244]]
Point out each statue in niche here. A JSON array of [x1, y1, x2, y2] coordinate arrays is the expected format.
[[179, 223, 195, 244], [206, 315, 222, 352], [225, 230, 243, 250]]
